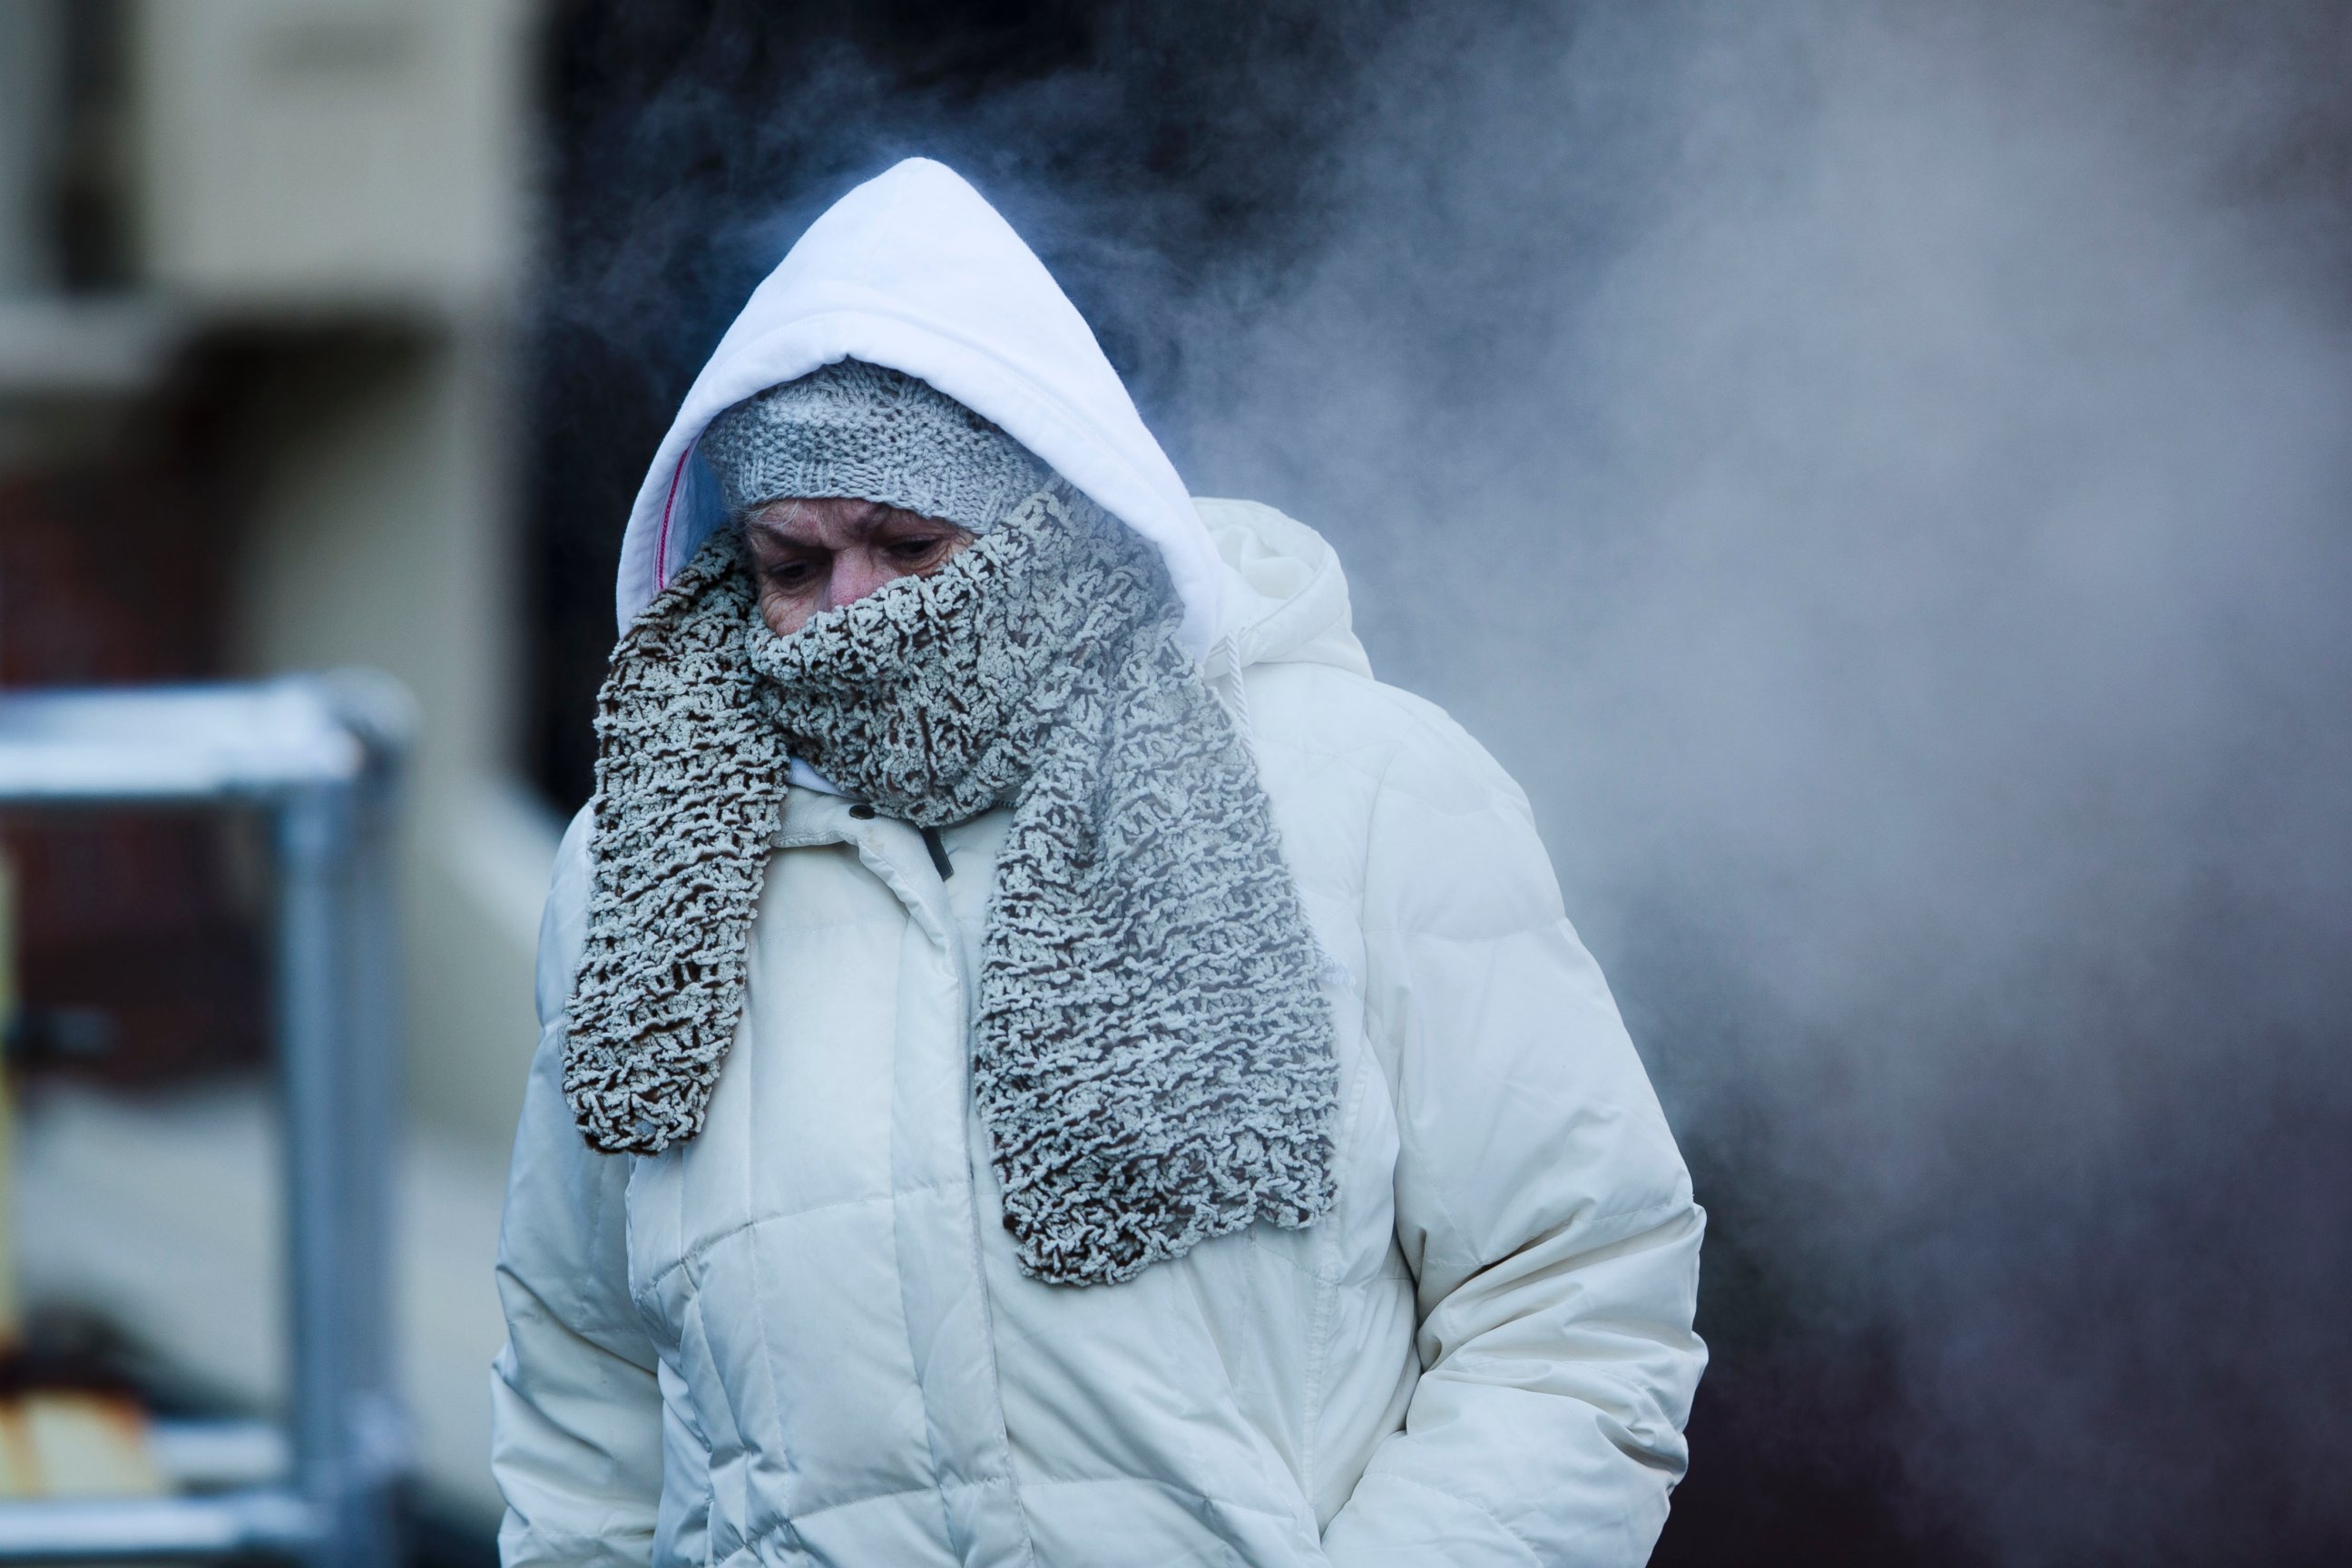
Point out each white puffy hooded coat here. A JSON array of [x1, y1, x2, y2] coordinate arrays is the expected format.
[[493, 160, 1706, 1568]]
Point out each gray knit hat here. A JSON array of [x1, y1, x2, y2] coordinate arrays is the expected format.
[[699, 358, 1053, 533]]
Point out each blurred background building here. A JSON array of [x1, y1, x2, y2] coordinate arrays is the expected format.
[[0, 0, 542, 1548]]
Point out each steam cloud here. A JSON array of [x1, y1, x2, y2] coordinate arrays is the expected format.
[[1162, 5, 2352, 1562], [542, 3, 2352, 1560]]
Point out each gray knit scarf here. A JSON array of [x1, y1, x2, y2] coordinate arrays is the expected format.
[[563, 484, 1338, 1286]]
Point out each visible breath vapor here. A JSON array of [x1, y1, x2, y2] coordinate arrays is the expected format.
[[539, 3, 2352, 1560], [1159, 5, 2352, 1562]]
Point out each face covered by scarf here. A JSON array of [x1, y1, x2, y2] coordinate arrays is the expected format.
[[563, 482, 1339, 1286]]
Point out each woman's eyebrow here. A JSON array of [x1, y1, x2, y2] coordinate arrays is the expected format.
[[745, 515, 832, 548]]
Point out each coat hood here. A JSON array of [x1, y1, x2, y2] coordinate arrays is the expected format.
[[614, 157, 1223, 661], [1195, 497, 1373, 683]]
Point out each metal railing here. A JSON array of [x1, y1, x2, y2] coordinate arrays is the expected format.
[[0, 675, 412, 1566]]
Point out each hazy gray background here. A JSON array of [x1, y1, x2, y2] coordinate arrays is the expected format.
[[1167, 6, 2352, 1563]]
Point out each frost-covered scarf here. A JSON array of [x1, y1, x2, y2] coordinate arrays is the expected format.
[[564, 484, 1338, 1286]]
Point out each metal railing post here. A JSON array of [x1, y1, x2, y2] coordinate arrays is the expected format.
[[276, 779, 399, 1568], [339, 684, 409, 1562]]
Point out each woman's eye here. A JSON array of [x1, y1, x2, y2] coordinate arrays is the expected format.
[[765, 562, 815, 588], [887, 537, 942, 563]]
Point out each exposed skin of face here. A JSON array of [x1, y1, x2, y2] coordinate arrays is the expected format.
[[740, 496, 975, 636]]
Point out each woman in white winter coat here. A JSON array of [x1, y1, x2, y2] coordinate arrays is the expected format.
[[492, 159, 1706, 1568]]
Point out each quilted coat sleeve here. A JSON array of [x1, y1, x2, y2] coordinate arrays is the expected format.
[[1321, 704, 1707, 1568], [491, 808, 666, 1566]]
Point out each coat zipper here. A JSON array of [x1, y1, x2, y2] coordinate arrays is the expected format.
[[919, 823, 956, 880]]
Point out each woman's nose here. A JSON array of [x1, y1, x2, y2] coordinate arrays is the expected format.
[[828, 550, 895, 608]]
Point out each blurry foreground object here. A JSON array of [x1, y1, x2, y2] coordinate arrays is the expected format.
[[0, 1393, 162, 1501], [0, 675, 407, 1566]]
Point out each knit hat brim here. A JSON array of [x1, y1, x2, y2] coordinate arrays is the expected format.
[[699, 358, 1054, 534]]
